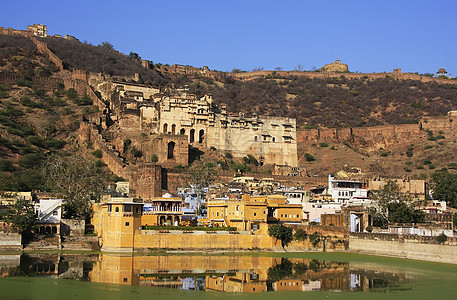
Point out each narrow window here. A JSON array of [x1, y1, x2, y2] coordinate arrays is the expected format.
[[199, 129, 204, 143], [190, 129, 195, 143], [167, 142, 175, 159]]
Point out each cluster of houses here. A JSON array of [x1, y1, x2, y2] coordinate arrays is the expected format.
[[1, 173, 455, 244]]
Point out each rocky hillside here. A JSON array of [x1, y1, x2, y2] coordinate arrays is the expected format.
[[205, 75, 457, 128], [4, 32, 457, 129], [2, 31, 457, 189]]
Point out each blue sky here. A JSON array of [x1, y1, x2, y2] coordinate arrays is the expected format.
[[2, 0, 456, 75]]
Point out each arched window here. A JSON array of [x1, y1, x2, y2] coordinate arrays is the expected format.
[[199, 129, 204, 143], [167, 141, 175, 159], [254, 136, 258, 141], [171, 124, 176, 135], [180, 128, 185, 135], [163, 123, 168, 133], [272, 137, 276, 142], [190, 129, 195, 143]]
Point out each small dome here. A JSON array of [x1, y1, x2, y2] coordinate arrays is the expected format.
[[437, 68, 447, 74]]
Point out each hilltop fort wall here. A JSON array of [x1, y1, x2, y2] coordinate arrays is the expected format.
[[0, 73, 106, 112], [297, 113, 456, 151], [231, 68, 455, 85]]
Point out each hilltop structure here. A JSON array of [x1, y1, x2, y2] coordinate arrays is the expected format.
[[318, 58, 349, 73]]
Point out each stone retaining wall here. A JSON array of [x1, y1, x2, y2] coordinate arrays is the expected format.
[[349, 234, 457, 264]]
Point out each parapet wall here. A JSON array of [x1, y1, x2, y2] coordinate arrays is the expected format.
[[78, 120, 127, 176], [349, 233, 457, 264], [232, 69, 456, 85], [0, 73, 106, 112], [297, 115, 456, 150], [30, 37, 63, 71]]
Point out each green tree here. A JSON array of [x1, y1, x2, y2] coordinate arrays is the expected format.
[[65, 88, 77, 99], [247, 154, 259, 166], [370, 180, 402, 226], [4, 198, 36, 234], [435, 232, 448, 244], [388, 202, 425, 223], [188, 161, 217, 215], [268, 224, 293, 248], [98, 41, 115, 51], [293, 229, 308, 241], [128, 52, 141, 61], [304, 153, 315, 161], [44, 156, 107, 220], [431, 170, 457, 208], [267, 258, 293, 280]]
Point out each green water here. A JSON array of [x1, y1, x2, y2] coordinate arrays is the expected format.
[[0, 252, 456, 300]]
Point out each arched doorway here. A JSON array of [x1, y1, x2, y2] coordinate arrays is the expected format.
[[199, 129, 204, 143], [174, 216, 180, 226], [171, 124, 176, 135], [167, 141, 175, 159], [180, 128, 185, 135], [159, 216, 166, 226], [190, 129, 195, 143], [163, 123, 168, 134]]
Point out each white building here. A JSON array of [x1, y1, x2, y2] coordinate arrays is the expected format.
[[274, 189, 309, 205], [35, 199, 63, 235], [328, 175, 369, 204], [303, 202, 342, 223]]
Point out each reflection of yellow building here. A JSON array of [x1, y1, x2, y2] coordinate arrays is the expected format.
[[205, 195, 303, 233], [206, 273, 267, 293], [88, 254, 362, 293]]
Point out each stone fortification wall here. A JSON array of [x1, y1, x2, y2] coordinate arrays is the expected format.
[[30, 37, 63, 71], [421, 115, 456, 132], [154, 64, 227, 81], [297, 123, 421, 150], [0, 73, 106, 112], [349, 233, 457, 264], [78, 120, 163, 198], [1, 27, 62, 70], [79, 120, 127, 176], [0, 26, 33, 38], [297, 114, 457, 151], [232, 69, 456, 85]]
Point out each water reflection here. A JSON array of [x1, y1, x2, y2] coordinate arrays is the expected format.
[[0, 254, 409, 293]]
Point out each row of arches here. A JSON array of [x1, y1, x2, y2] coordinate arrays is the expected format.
[[37, 224, 59, 235], [163, 123, 204, 143], [159, 215, 180, 226]]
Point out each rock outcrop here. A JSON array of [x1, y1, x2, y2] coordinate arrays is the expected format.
[[319, 59, 349, 72]]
